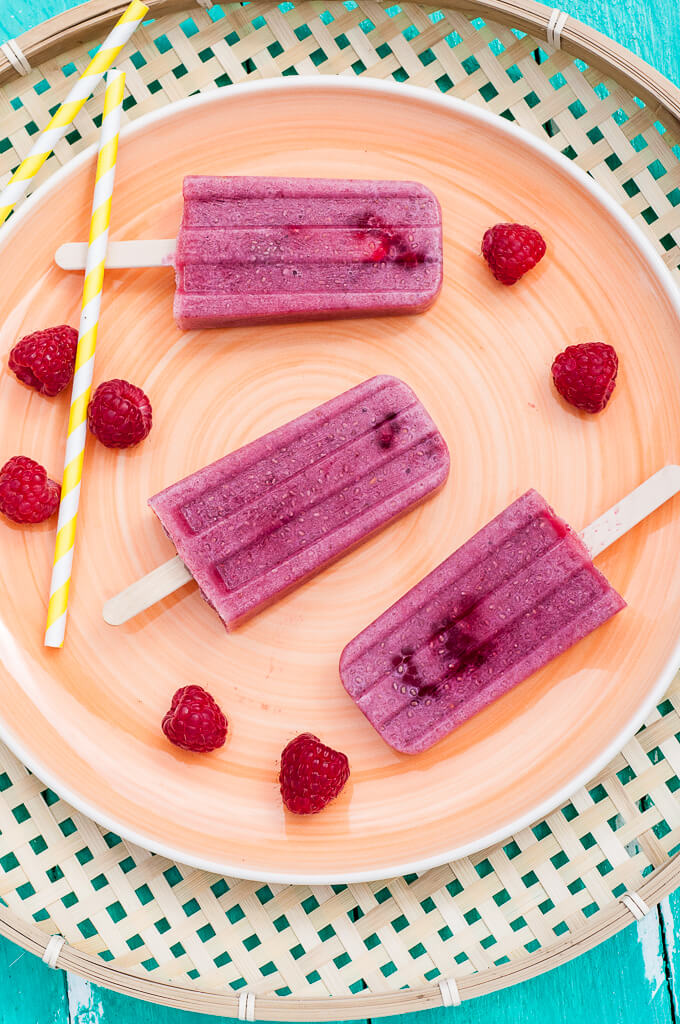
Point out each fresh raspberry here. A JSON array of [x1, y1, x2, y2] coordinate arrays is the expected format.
[[0, 456, 60, 524], [552, 342, 618, 413], [8, 325, 78, 396], [162, 685, 228, 752], [279, 733, 350, 815], [87, 379, 152, 449], [481, 223, 546, 285]]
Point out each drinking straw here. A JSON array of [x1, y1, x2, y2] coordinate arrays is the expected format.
[[44, 68, 126, 648]]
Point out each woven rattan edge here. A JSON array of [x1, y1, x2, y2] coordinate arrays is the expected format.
[[0, 0, 186, 82], [1, 855, 677, 1018], [452, 1, 680, 119], [1, 0, 679, 125]]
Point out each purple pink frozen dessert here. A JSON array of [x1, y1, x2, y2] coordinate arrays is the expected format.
[[173, 176, 443, 327], [340, 490, 625, 753], [149, 375, 450, 629]]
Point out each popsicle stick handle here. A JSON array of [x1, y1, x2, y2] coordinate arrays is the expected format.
[[55, 239, 175, 270], [580, 464, 680, 558], [103, 555, 192, 625]]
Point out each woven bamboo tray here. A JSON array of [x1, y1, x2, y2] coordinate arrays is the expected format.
[[1, 0, 680, 1017]]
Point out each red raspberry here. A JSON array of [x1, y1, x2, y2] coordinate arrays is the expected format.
[[552, 342, 618, 413], [87, 379, 152, 449], [0, 456, 60, 524], [279, 733, 350, 815], [481, 223, 546, 285], [8, 325, 78, 396], [162, 685, 228, 753]]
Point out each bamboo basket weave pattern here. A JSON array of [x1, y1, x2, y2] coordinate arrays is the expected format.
[[1, 1, 680, 1016]]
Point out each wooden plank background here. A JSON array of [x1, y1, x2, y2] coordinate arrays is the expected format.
[[0, 0, 679, 1021]]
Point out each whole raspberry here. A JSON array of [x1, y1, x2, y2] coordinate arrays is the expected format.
[[8, 325, 78, 396], [87, 379, 152, 449], [552, 342, 618, 413], [279, 733, 350, 815], [0, 456, 60, 524], [481, 223, 546, 285], [162, 685, 228, 752]]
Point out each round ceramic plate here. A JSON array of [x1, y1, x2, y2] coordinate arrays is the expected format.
[[1, 78, 680, 884]]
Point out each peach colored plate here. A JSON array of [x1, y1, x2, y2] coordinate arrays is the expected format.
[[1, 78, 680, 884]]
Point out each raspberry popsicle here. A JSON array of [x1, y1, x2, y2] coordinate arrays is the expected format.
[[173, 176, 443, 328], [340, 490, 626, 754], [147, 376, 449, 630]]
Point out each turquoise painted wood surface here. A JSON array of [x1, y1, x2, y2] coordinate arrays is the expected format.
[[1, 1, 679, 1022]]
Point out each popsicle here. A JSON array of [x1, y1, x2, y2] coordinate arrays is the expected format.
[[339, 476, 677, 754], [108, 375, 450, 629], [56, 176, 444, 328]]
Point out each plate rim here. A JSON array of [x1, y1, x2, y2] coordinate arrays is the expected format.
[[2, 74, 680, 884]]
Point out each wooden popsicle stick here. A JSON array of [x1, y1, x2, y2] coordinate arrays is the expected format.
[[55, 238, 175, 270], [580, 465, 680, 558], [102, 466, 680, 627], [103, 555, 192, 625]]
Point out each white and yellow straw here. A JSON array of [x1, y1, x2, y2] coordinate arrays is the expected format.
[[44, 69, 126, 649], [0, 0, 147, 227]]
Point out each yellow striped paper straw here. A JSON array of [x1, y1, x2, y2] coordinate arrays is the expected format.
[[0, 0, 147, 227], [44, 69, 126, 649]]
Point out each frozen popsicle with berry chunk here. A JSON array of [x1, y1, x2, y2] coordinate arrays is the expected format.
[[172, 176, 443, 327], [340, 490, 626, 754], [56, 175, 444, 328], [146, 375, 449, 630]]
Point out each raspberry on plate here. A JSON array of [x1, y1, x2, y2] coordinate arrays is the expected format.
[[87, 378, 152, 449], [279, 733, 350, 815], [552, 342, 618, 413], [162, 685, 228, 752], [0, 456, 60, 524], [8, 325, 78, 396], [481, 223, 546, 285]]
